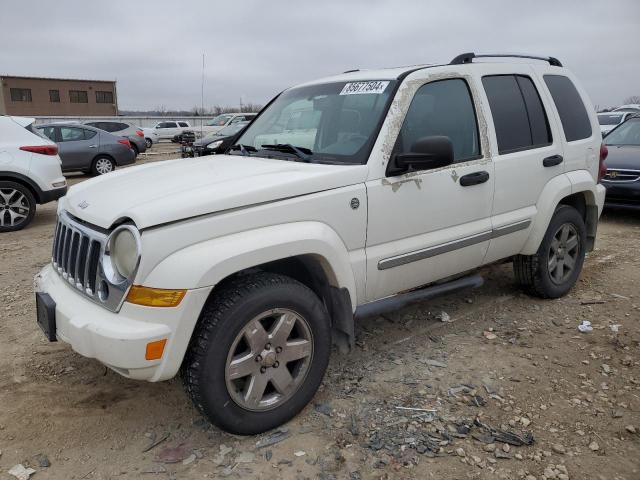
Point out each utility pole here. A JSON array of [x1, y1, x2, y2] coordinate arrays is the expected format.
[[239, 96, 243, 113], [200, 53, 205, 137]]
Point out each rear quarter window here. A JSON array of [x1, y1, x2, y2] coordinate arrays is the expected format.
[[543, 75, 592, 142]]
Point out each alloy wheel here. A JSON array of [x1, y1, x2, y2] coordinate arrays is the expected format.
[[225, 308, 314, 411], [0, 188, 30, 227], [548, 223, 580, 284]]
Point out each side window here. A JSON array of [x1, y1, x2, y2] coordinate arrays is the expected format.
[[166, 122, 178, 128], [83, 129, 97, 140], [543, 75, 592, 142], [395, 78, 480, 162], [38, 127, 57, 142], [482, 75, 551, 154], [59, 127, 85, 142], [177, 122, 189, 127]]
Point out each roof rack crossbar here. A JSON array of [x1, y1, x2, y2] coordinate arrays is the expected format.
[[450, 52, 562, 67]]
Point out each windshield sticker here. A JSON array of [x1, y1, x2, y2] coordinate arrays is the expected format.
[[339, 81, 389, 95]]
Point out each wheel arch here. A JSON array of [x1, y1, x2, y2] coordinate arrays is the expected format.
[[0, 171, 43, 203], [521, 173, 601, 255], [141, 222, 358, 354]]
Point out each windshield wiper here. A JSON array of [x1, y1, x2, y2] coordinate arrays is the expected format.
[[261, 144, 313, 162], [230, 144, 257, 156]]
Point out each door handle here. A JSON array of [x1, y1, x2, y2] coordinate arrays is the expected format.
[[88, 145, 97, 148], [543, 154, 563, 167], [460, 171, 490, 187]]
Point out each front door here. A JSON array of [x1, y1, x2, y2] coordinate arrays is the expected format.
[[365, 77, 494, 301]]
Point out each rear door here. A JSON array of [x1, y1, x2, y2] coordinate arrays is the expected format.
[[540, 71, 599, 177], [57, 126, 95, 170], [472, 64, 565, 263]]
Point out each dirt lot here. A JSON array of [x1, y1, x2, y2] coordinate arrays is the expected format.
[[1, 145, 639, 480]]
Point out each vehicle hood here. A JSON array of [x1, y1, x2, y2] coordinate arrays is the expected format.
[[604, 145, 640, 170], [194, 134, 227, 146], [62, 154, 368, 229]]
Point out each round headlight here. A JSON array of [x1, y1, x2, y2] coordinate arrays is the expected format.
[[207, 140, 223, 149], [105, 226, 140, 282]]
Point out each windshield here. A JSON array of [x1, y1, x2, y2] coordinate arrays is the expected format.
[[598, 114, 624, 126], [206, 114, 233, 127], [604, 119, 640, 146], [233, 80, 396, 164]]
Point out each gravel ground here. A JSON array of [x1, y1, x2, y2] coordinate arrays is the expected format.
[[1, 145, 639, 479]]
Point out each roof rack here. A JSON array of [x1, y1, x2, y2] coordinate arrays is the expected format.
[[342, 69, 360, 73], [450, 52, 562, 67]]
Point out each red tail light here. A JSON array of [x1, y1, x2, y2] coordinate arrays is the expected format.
[[20, 145, 58, 156], [136, 130, 144, 137], [598, 143, 608, 183], [118, 139, 132, 149]]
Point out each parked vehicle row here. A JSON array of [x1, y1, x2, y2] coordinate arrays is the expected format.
[[34, 53, 608, 435], [36, 123, 135, 176], [143, 113, 257, 148]]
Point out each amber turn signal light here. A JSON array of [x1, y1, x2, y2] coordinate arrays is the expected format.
[[126, 285, 186, 307], [145, 339, 167, 360]]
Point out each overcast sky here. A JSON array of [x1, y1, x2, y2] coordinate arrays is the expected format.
[[2, 0, 638, 111]]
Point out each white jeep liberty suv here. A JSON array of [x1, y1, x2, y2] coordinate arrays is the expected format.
[[35, 53, 607, 434]]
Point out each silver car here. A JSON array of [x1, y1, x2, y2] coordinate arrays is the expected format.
[[84, 120, 147, 156], [37, 123, 135, 176]]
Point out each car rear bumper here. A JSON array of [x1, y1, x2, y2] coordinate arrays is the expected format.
[[34, 264, 212, 382], [40, 185, 67, 203]]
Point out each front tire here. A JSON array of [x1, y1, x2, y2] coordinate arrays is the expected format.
[[182, 272, 331, 435], [0, 181, 36, 232], [514, 205, 586, 298]]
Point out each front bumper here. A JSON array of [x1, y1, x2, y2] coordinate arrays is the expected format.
[[602, 179, 640, 209], [34, 264, 212, 382]]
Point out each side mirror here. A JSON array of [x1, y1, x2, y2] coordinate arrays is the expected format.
[[389, 135, 454, 175]]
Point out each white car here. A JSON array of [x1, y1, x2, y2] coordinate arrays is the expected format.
[[598, 111, 637, 135], [0, 116, 66, 231], [198, 113, 256, 137], [35, 53, 606, 435], [612, 104, 640, 113], [143, 120, 192, 147]]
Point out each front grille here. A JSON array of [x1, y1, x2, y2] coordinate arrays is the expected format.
[[52, 212, 106, 296], [604, 169, 640, 182]]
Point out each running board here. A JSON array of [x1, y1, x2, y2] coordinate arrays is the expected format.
[[354, 274, 484, 320]]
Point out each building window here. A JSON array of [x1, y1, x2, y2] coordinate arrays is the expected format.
[[69, 90, 88, 103], [49, 89, 60, 102], [10, 88, 32, 102], [95, 91, 114, 103]]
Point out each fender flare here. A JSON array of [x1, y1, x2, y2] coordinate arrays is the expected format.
[[142, 221, 359, 307], [521, 171, 602, 255]]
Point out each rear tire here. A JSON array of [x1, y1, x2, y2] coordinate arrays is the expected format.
[[145, 138, 152, 149], [0, 181, 36, 232], [91, 156, 115, 176], [514, 205, 586, 298], [182, 272, 331, 435], [131, 144, 139, 157]]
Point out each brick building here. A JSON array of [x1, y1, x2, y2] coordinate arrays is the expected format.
[[0, 75, 118, 116]]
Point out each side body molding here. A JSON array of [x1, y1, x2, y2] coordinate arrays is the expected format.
[[142, 221, 359, 308]]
